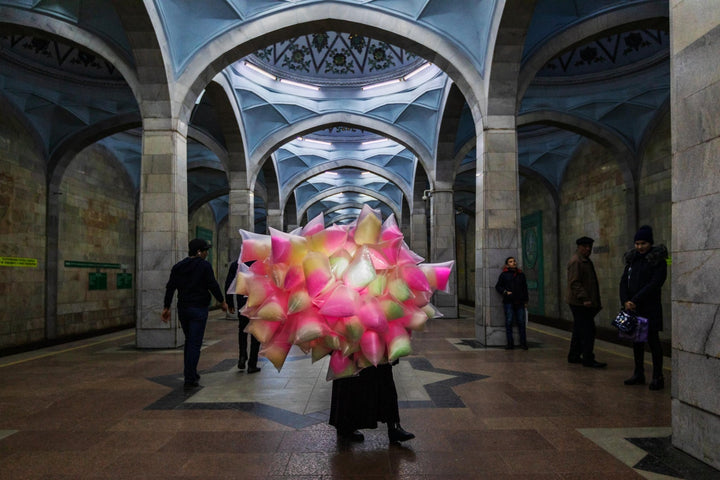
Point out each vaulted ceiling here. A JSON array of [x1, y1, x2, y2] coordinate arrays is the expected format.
[[0, 0, 670, 230]]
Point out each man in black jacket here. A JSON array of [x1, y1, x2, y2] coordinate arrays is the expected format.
[[224, 260, 261, 373], [495, 257, 529, 349], [162, 238, 227, 388]]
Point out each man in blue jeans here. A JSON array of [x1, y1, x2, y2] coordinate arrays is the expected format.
[[162, 238, 227, 388]]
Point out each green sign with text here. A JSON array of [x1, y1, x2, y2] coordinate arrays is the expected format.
[[89, 272, 108, 290], [117, 272, 132, 289]]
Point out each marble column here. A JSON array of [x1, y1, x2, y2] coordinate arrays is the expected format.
[[266, 208, 283, 233], [410, 198, 428, 261], [430, 183, 458, 317], [136, 129, 188, 348], [227, 173, 254, 258], [474, 118, 521, 346], [670, 1, 720, 469]]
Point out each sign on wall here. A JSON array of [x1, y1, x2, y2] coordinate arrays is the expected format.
[[89, 272, 107, 290], [0, 256, 37, 267], [117, 272, 132, 289], [522, 211, 545, 315]]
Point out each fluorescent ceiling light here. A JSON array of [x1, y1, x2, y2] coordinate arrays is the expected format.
[[362, 78, 401, 90], [280, 78, 320, 91], [243, 61, 276, 80], [403, 62, 432, 80], [361, 138, 388, 145], [296, 137, 332, 146]]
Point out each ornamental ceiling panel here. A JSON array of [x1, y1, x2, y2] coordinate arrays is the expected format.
[[153, 0, 498, 77], [1, 0, 133, 62]]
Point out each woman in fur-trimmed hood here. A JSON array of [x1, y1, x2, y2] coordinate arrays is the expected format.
[[619, 225, 668, 390]]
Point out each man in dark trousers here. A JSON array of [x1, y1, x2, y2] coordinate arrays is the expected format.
[[224, 260, 261, 374], [566, 236, 606, 368], [162, 238, 227, 388]]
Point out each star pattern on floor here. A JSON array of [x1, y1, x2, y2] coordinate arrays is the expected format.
[[144, 354, 489, 428], [579, 427, 720, 480]]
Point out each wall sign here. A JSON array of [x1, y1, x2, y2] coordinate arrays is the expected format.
[[522, 211, 545, 315], [89, 272, 108, 290], [0, 256, 38, 267]]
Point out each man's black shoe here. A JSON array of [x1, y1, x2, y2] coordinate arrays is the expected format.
[[183, 381, 200, 389], [582, 360, 607, 368], [247, 366, 261, 374], [567, 356, 582, 364]]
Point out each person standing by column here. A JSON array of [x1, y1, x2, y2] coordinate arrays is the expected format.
[[162, 238, 228, 388], [566, 236, 606, 368], [224, 260, 261, 374], [620, 225, 668, 390], [495, 256, 529, 350]]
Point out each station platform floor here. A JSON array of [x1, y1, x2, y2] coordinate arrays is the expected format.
[[1, 307, 717, 479]]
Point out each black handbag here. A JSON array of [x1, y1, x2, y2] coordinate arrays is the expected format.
[[612, 309, 638, 334]]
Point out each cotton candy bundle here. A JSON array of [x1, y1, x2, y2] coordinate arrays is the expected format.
[[231, 204, 453, 379]]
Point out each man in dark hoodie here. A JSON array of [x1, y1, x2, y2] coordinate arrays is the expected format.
[[162, 238, 227, 388], [495, 256, 529, 349]]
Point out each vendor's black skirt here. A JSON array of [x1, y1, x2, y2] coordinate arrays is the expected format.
[[329, 363, 400, 432]]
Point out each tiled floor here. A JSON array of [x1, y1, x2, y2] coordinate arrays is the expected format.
[[1, 307, 718, 479]]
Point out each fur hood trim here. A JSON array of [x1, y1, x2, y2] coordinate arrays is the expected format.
[[623, 244, 668, 265]]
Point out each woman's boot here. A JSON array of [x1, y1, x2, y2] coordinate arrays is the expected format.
[[625, 343, 646, 385], [624, 372, 646, 385]]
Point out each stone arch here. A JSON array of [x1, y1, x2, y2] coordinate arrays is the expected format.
[[281, 161, 411, 207], [0, 7, 142, 104], [174, 4, 487, 136], [517, 110, 636, 190], [517, 3, 669, 104], [297, 186, 400, 223], [200, 79, 247, 176], [249, 113, 433, 186]]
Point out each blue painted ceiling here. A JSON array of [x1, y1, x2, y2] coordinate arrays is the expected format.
[[0, 0, 670, 228]]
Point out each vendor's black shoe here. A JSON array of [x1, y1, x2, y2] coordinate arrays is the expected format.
[[247, 366, 261, 374], [649, 376, 665, 391], [624, 373, 646, 385], [567, 356, 582, 364], [582, 360, 607, 368], [237, 356, 247, 370], [388, 423, 415, 443], [337, 430, 364, 442], [183, 381, 200, 389]]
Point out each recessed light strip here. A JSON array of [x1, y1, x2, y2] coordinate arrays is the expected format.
[[403, 62, 432, 80], [243, 61, 277, 80], [280, 78, 320, 91], [362, 78, 402, 91]]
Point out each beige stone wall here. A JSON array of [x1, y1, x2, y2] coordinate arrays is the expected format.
[[0, 113, 47, 350], [455, 212, 475, 303], [670, 3, 720, 469], [57, 144, 136, 337], [189, 204, 223, 290], [559, 139, 629, 327], [520, 176, 559, 318], [637, 113, 672, 334]]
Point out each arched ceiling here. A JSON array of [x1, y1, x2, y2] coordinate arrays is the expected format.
[[0, 0, 670, 230]]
